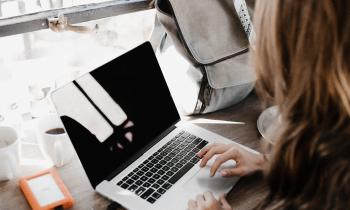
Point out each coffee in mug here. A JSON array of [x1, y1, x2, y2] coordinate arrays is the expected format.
[[38, 114, 74, 167], [45, 128, 65, 135]]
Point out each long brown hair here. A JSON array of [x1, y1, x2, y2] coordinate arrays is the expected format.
[[253, 0, 350, 209]]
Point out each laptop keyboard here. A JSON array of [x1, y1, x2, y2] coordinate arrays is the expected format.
[[116, 131, 208, 204]]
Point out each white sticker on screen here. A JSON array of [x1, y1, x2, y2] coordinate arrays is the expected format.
[[27, 174, 65, 207]]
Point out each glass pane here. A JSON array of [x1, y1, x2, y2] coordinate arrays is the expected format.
[[0, 0, 125, 19], [0, 9, 155, 123]]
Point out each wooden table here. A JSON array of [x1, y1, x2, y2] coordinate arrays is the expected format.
[[0, 93, 267, 210]]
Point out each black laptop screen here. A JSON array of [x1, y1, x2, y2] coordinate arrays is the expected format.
[[52, 42, 180, 188]]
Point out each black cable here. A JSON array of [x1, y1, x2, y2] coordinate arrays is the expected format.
[[106, 202, 123, 210], [54, 206, 64, 210]]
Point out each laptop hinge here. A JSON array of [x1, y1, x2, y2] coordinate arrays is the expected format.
[[104, 122, 179, 183]]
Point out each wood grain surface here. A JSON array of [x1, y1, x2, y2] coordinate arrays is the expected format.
[[0, 93, 267, 210]]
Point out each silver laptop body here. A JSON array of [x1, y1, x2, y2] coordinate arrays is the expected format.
[[51, 42, 257, 210]]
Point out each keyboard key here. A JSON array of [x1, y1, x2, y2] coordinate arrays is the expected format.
[[159, 160, 166, 165], [151, 183, 160, 189], [178, 144, 186, 149], [133, 168, 140, 173], [141, 176, 148, 181], [141, 167, 149, 172], [141, 188, 155, 199], [150, 168, 158, 173], [169, 163, 194, 184], [146, 163, 154, 168], [155, 155, 163, 160], [155, 164, 162, 169], [157, 170, 165, 175], [162, 183, 172, 190], [164, 148, 171, 153], [190, 157, 200, 164], [162, 175, 170, 180], [126, 179, 134, 185], [131, 175, 139, 180], [175, 163, 183, 168], [156, 179, 165, 185], [192, 148, 200, 153], [189, 135, 197, 140], [166, 171, 174, 176], [175, 154, 183, 159], [164, 156, 172, 161], [136, 180, 143, 185], [148, 178, 156, 183], [175, 131, 184, 137], [171, 167, 179, 172], [196, 141, 208, 149], [117, 181, 123, 186], [185, 138, 193, 143], [146, 172, 153, 177], [178, 137, 185, 142], [166, 162, 174, 167], [188, 152, 196, 157], [157, 188, 166, 194], [171, 158, 179, 163], [162, 166, 170, 171], [122, 177, 128, 181], [151, 159, 159, 164], [182, 132, 190, 138], [152, 192, 161, 199], [179, 159, 187, 165], [136, 187, 146, 196], [179, 151, 187, 156], [128, 184, 138, 192], [147, 197, 156, 204], [143, 182, 151, 188], [184, 155, 192, 161], [152, 174, 160, 179], [121, 183, 129, 189], [173, 140, 181, 145], [192, 138, 202, 145], [189, 143, 197, 149], [184, 147, 192, 152], [152, 152, 159, 157], [136, 171, 144, 176]]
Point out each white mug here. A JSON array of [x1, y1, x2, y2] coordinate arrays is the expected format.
[[0, 126, 20, 181], [38, 114, 74, 167]]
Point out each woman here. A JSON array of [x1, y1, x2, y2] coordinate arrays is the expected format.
[[187, 0, 350, 209]]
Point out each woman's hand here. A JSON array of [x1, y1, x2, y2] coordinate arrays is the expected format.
[[197, 143, 265, 177], [188, 192, 232, 210]]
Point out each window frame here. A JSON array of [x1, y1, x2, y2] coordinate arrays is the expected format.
[[0, 0, 151, 37]]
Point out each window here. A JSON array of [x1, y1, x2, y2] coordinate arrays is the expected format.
[[0, 0, 154, 123], [0, 0, 155, 165]]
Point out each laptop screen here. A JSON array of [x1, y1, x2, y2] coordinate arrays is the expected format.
[[51, 42, 180, 188]]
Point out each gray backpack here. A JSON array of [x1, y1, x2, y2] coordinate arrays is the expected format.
[[154, 0, 256, 115]]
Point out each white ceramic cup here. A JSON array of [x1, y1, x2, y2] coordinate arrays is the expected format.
[[0, 126, 20, 181], [38, 114, 74, 167]]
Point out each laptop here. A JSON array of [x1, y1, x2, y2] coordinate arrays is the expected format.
[[51, 42, 257, 210]]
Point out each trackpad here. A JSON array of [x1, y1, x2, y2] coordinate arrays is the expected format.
[[183, 157, 239, 196]]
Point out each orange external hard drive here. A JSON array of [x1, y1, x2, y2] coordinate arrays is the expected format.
[[19, 168, 74, 210]]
